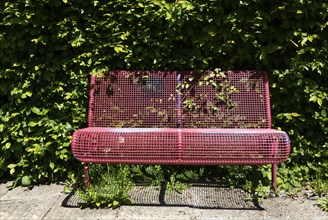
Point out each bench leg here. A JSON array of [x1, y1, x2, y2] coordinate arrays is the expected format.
[[84, 163, 90, 191], [272, 164, 277, 193]]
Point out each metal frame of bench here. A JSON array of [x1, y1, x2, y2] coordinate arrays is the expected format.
[[71, 70, 290, 192]]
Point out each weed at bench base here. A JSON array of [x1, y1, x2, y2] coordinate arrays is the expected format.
[[318, 197, 328, 212], [77, 164, 134, 209], [74, 164, 203, 208], [72, 164, 279, 209]]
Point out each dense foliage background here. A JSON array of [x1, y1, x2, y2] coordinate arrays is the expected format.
[[1, 0, 327, 192]]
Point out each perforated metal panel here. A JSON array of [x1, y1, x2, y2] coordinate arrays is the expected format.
[[89, 71, 177, 128], [180, 70, 270, 128], [72, 128, 290, 164], [72, 128, 179, 163], [180, 129, 290, 165]]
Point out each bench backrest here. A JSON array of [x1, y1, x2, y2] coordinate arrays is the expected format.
[[88, 70, 271, 129]]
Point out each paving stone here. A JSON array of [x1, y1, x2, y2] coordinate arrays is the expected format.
[[44, 194, 118, 220], [127, 184, 257, 209], [0, 198, 57, 220], [116, 205, 191, 220], [0, 181, 12, 198], [1, 184, 63, 201], [190, 208, 264, 220]]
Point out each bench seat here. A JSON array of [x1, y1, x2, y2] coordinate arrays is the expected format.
[[72, 127, 290, 165]]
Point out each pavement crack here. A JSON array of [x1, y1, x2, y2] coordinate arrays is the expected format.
[[40, 194, 61, 220], [115, 206, 120, 220]]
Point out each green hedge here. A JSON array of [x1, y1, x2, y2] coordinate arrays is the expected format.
[[1, 0, 327, 187]]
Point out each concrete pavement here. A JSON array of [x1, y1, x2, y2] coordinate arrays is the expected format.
[[1, 181, 327, 220]]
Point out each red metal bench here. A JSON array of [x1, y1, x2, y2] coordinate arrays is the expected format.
[[71, 70, 290, 192]]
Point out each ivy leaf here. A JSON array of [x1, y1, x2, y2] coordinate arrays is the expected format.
[[291, 113, 301, 117], [31, 107, 42, 115], [28, 121, 38, 127], [114, 47, 123, 53], [7, 164, 16, 175]]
